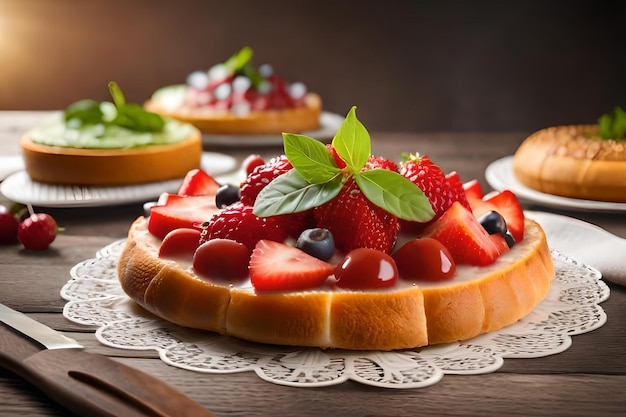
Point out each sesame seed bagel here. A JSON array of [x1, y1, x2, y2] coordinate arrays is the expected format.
[[513, 125, 626, 202], [117, 217, 554, 351]]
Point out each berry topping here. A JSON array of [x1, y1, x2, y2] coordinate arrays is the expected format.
[[467, 189, 524, 243], [0, 204, 19, 244], [177, 169, 221, 197], [215, 184, 241, 208], [392, 238, 456, 282], [334, 248, 398, 290], [249, 240, 334, 292], [18, 212, 57, 251], [313, 177, 399, 253], [204, 201, 287, 252], [242, 154, 265, 176], [148, 194, 220, 240], [158, 228, 202, 261], [239, 154, 293, 206], [399, 153, 472, 233], [422, 201, 508, 266], [193, 239, 250, 282], [478, 210, 508, 236], [295, 228, 335, 261]]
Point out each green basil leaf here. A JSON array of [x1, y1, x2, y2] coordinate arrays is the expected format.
[[283, 133, 341, 183], [254, 169, 343, 217], [598, 106, 626, 140], [332, 106, 370, 172], [108, 81, 126, 108], [354, 169, 435, 222], [225, 46, 253, 72], [114, 104, 165, 132], [64, 99, 103, 126]]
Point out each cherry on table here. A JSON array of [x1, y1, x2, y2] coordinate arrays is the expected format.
[[18, 212, 58, 250], [0, 204, 19, 244]]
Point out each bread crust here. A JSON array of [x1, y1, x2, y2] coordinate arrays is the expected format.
[[20, 130, 202, 186], [512, 125, 626, 202], [144, 93, 322, 135], [117, 217, 554, 350]]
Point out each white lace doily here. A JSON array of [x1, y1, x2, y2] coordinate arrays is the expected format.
[[61, 240, 609, 389]]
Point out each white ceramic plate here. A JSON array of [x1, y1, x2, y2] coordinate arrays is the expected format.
[[485, 156, 626, 213], [0, 152, 236, 208], [201, 111, 344, 147]]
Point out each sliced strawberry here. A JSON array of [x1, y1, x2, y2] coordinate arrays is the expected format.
[[148, 194, 221, 239], [177, 169, 221, 196], [488, 233, 511, 257], [422, 201, 503, 266], [468, 190, 524, 243], [445, 171, 472, 211], [249, 240, 334, 291], [462, 179, 484, 202]]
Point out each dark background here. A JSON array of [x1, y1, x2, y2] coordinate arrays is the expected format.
[[1, 0, 625, 132]]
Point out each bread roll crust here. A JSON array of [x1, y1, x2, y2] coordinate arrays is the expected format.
[[20, 130, 203, 186], [513, 125, 626, 202], [117, 217, 554, 350], [145, 93, 322, 135]]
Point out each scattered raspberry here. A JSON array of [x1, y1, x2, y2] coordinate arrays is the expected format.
[[239, 155, 293, 206], [242, 154, 265, 177]]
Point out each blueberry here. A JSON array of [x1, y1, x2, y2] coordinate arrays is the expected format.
[[478, 211, 508, 235], [296, 228, 335, 261], [503, 231, 516, 248], [215, 184, 240, 208]]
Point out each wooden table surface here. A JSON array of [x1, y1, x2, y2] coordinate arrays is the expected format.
[[1, 111, 625, 417]]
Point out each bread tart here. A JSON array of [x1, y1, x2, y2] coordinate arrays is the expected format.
[[513, 109, 626, 202], [118, 107, 555, 351], [144, 46, 322, 135], [20, 82, 202, 186]]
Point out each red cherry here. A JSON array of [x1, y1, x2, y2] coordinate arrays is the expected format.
[[158, 228, 202, 261], [0, 205, 19, 244], [334, 248, 398, 290], [193, 238, 250, 282], [392, 238, 456, 282], [17, 213, 57, 250]]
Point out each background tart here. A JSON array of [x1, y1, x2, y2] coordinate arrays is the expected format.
[[512, 125, 626, 202], [20, 129, 202, 186], [117, 217, 555, 351], [145, 91, 322, 135]]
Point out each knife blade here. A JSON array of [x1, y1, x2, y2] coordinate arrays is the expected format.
[[0, 303, 217, 417]]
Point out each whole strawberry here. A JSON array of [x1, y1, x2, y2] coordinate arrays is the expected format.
[[399, 154, 469, 234], [313, 177, 399, 254], [240, 154, 293, 206], [203, 201, 287, 252]]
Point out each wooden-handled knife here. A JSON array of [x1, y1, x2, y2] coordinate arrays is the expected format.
[[0, 303, 217, 417]]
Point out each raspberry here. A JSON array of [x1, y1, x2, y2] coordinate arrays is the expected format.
[[204, 202, 287, 252], [240, 155, 292, 206]]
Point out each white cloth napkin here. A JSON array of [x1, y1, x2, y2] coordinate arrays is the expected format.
[[526, 211, 626, 287]]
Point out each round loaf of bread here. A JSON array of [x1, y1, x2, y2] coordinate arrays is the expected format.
[[117, 217, 554, 351], [512, 125, 626, 202], [145, 92, 322, 135], [20, 129, 203, 186]]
